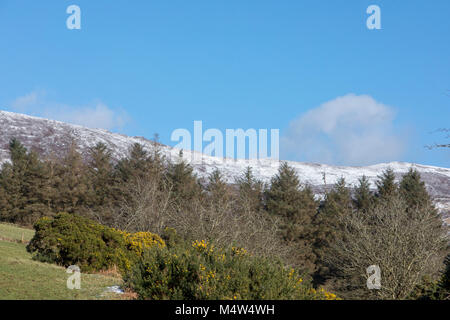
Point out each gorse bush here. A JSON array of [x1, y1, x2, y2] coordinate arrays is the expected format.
[[27, 213, 164, 273], [124, 239, 339, 300], [120, 230, 166, 257], [27, 213, 129, 272]]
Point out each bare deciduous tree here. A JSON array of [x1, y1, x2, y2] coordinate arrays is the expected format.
[[326, 196, 448, 300], [166, 190, 288, 260], [111, 167, 287, 261], [114, 174, 173, 235]]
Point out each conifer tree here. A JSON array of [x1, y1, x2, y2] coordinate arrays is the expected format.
[[0, 183, 7, 221], [353, 175, 374, 213], [115, 141, 166, 184], [265, 162, 318, 274], [313, 177, 352, 284], [376, 168, 398, 201], [20, 150, 52, 223], [84, 142, 117, 223], [322, 178, 352, 217], [7, 139, 29, 215], [440, 255, 450, 298], [148, 134, 166, 176], [116, 143, 151, 182], [235, 166, 264, 213], [53, 143, 90, 214], [9, 138, 28, 165], [112, 140, 170, 232], [0, 163, 14, 221], [87, 142, 114, 206], [167, 150, 202, 206], [399, 168, 432, 209], [206, 169, 233, 209], [398, 168, 445, 270], [0, 139, 52, 224]]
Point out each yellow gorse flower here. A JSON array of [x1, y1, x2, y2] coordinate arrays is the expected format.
[[307, 287, 340, 300], [192, 239, 208, 250], [120, 230, 165, 256], [231, 246, 247, 256], [192, 239, 215, 254]]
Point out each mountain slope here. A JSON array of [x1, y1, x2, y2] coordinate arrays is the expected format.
[[1, 110, 449, 224]]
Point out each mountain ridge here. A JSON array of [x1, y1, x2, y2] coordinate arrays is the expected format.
[[1, 110, 449, 225]]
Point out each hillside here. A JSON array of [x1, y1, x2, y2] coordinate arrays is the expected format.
[[1, 110, 449, 224], [0, 223, 126, 300]]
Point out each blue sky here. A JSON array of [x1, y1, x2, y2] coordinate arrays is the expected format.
[[1, 0, 449, 166]]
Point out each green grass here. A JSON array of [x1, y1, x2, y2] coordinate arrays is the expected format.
[[0, 223, 126, 300], [0, 223, 34, 242]]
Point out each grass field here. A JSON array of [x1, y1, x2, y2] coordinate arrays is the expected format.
[[0, 223, 127, 300], [0, 223, 34, 243]]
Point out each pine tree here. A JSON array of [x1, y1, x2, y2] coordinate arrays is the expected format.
[[206, 169, 233, 207], [353, 175, 374, 213], [83, 142, 117, 223], [116, 143, 151, 181], [7, 139, 29, 217], [399, 168, 432, 209], [53, 143, 90, 214], [21, 150, 52, 223], [112, 140, 170, 231], [322, 178, 352, 217], [115, 142, 166, 183], [0, 163, 13, 221], [148, 134, 166, 176], [9, 138, 28, 165], [87, 143, 114, 206], [313, 177, 352, 284], [265, 162, 318, 274], [398, 168, 445, 273], [376, 168, 398, 201], [41, 155, 62, 213], [440, 255, 450, 298], [167, 150, 202, 206], [235, 166, 264, 213], [0, 183, 7, 221], [266, 162, 301, 219], [0, 139, 52, 224]]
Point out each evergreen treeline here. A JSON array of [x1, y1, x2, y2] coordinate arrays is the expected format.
[[0, 138, 448, 299]]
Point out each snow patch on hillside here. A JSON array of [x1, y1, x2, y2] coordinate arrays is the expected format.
[[1, 110, 450, 220]]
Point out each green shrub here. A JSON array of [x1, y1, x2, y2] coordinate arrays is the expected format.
[[27, 213, 131, 272], [411, 255, 450, 300], [124, 239, 339, 300], [27, 213, 166, 273], [408, 276, 442, 300], [161, 227, 183, 249]]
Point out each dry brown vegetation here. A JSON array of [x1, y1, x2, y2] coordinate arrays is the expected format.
[[326, 196, 448, 299]]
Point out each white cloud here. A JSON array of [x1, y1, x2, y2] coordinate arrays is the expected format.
[[11, 91, 40, 111], [9, 90, 129, 131], [281, 94, 407, 165]]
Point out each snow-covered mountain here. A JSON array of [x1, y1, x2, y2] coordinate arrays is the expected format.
[[1, 110, 449, 225]]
